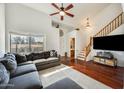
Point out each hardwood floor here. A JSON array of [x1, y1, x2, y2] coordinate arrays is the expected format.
[[60, 57, 124, 89]]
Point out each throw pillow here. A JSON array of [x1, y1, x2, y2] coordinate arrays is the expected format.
[[44, 51, 50, 59], [0, 63, 10, 89], [50, 50, 57, 57], [39, 52, 44, 59], [32, 52, 44, 61], [1, 54, 17, 74], [26, 53, 33, 61], [14, 53, 27, 64], [4, 53, 16, 59]]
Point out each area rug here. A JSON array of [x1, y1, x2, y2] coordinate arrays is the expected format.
[[45, 78, 82, 89], [38, 64, 111, 89]]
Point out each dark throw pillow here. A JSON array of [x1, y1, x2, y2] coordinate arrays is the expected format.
[[1, 54, 17, 74], [32, 52, 44, 61], [39, 52, 44, 59], [0, 63, 10, 89], [14, 53, 27, 64], [44, 51, 50, 59], [26, 53, 33, 61]]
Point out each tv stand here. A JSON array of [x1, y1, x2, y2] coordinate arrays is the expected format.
[[93, 56, 117, 67]]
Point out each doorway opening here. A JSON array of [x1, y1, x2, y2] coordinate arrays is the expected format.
[[70, 38, 75, 59]]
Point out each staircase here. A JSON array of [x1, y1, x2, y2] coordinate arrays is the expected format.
[[77, 49, 86, 60], [77, 12, 123, 61]]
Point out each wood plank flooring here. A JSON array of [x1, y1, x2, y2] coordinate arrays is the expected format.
[[61, 57, 124, 89]]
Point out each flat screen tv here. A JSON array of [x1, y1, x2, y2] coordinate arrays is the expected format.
[[93, 34, 124, 51]]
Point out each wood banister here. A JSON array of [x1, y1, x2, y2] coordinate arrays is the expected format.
[[94, 12, 123, 37]]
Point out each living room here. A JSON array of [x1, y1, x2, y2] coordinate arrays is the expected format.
[[0, 0, 124, 91]]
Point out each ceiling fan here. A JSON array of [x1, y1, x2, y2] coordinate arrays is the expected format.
[[50, 3, 74, 21]]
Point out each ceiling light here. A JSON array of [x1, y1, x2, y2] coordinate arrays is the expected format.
[[85, 17, 91, 29], [75, 28, 80, 31], [59, 11, 65, 16]]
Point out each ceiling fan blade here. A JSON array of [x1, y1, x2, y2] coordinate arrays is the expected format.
[[50, 12, 59, 16], [51, 3, 60, 10], [65, 12, 74, 17], [64, 4, 73, 11], [61, 16, 64, 21]]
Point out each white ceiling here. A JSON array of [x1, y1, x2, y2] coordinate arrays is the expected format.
[[23, 3, 111, 28]]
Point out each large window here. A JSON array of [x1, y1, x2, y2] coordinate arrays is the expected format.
[[10, 33, 45, 54]]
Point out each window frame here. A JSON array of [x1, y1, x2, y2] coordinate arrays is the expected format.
[[10, 32, 46, 54]]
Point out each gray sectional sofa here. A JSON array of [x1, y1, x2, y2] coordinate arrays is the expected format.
[[0, 54, 42, 89], [0, 50, 60, 89]]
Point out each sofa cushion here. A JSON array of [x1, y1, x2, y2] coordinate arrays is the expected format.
[[39, 52, 45, 58], [14, 53, 27, 64], [46, 57, 59, 62], [11, 63, 37, 78], [44, 51, 50, 59], [32, 52, 44, 61], [26, 53, 33, 61], [8, 71, 43, 89], [34, 58, 59, 67], [1, 54, 17, 74], [33, 59, 47, 64], [0, 63, 10, 89]]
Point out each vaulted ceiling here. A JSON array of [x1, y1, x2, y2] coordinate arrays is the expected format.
[[23, 3, 111, 29]]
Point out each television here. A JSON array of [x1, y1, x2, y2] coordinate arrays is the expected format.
[[93, 34, 124, 51]]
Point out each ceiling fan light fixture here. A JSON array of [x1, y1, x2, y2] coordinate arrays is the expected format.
[[59, 11, 65, 16], [50, 3, 74, 21], [85, 17, 91, 29]]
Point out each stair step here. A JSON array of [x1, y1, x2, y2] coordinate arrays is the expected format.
[[80, 51, 85, 53], [78, 54, 86, 56], [77, 57, 85, 61], [78, 55, 85, 58], [78, 55, 86, 57], [77, 57, 85, 60]]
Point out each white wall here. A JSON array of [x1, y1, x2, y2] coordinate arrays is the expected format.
[[0, 4, 5, 53], [121, 3, 124, 12], [60, 29, 68, 56], [5, 4, 60, 53], [87, 3, 124, 67]]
